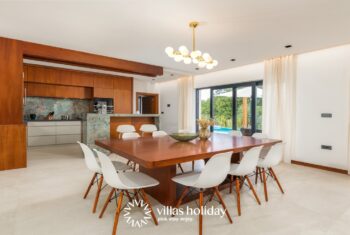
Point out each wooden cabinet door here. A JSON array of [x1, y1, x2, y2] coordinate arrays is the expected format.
[[26, 83, 56, 97], [59, 70, 94, 87], [0, 38, 23, 124], [55, 85, 92, 99], [93, 74, 114, 88], [114, 77, 133, 113], [27, 65, 58, 84], [93, 88, 114, 98]]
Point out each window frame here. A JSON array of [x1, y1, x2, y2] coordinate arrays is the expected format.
[[195, 80, 263, 134]]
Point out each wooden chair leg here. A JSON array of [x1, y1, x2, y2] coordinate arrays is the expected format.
[[245, 176, 261, 205], [214, 187, 233, 224], [125, 190, 133, 202], [269, 168, 285, 194], [99, 188, 115, 218], [172, 186, 189, 216], [229, 175, 233, 194], [235, 178, 241, 216], [133, 189, 140, 202], [112, 190, 124, 235], [140, 189, 158, 225], [92, 175, 103, 213], [84, 173, 97, 199], [255, 167, 259, 184], [208, 188, 215, 202], [192, 161, 195, 171], [259, 168, 263, 183], [262, 168, 268, 202], [178, 164, 185, 173], [199, 191, 203, 235]]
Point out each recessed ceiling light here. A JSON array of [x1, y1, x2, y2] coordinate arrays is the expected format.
[[195, 68, 199, 70], [285, 44, 292, 48], [170, 74, 174, 77], [230, 58, 236, 62]]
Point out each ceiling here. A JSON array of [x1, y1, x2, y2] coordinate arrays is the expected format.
[[1, 0, 350, 80]]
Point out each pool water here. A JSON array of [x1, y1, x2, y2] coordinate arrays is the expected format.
[[213, 126, 232, 134]]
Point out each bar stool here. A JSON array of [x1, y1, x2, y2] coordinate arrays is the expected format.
[[121, 132, 140, 170], [94, 150, 159, 235], [252, 133, 268, 139], [256, 143, 285, 201], [230, 130, 243, 137], [77, 142, 131, 213], [227, 146, 262, 216], [140, 124, 157, 136], [172, 151, 233, 235], [152, 130, 167, 137]]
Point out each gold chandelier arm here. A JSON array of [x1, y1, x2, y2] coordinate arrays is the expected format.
[[192, 26, 196, 51]]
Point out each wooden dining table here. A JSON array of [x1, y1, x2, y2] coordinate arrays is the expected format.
[[95, 133, 281, 206]]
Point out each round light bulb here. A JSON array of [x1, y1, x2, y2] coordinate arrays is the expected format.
[[179, 46, 189, 56], [184, 57, 192, 64], [212, 60, 218, 66], [206, 64, 214, 70], [190, 51, 197, 59], [202, 53, 211, 62], [165, 47, 174, 55], [198, 61, 206, 68], [174, 54, 183, 62], [192, 58, 199, 64]]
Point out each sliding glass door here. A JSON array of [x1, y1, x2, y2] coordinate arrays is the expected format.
[[196, 81, 263, 134], [212, 88, 233, 133]]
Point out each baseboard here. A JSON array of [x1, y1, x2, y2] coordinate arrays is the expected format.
[[291, 160, 348, 175]]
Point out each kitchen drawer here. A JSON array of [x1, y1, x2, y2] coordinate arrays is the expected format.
[[56, 125, 81, 135], [28, 136, 56, 146], [27, 121, 56, 127], [56, 135, 81, 144], [57, 121, 81, 126], [28, 126, 56, 137]]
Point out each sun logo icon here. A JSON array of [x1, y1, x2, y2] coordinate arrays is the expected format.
[[123, 199, 152, 228]]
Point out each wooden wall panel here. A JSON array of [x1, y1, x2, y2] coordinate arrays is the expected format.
[[0, 125, 26, 170], [0, 38, 23, 124], [93, 88, 114, 98], [114, 77, 133, 114], [93, 75, 114, 88]]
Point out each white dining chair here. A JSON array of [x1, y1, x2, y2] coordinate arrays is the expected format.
[[230, 130, 243, 137], [227, 146, 263, 216], [94, 149, 159, 235], [116, 124, 136, 138], [152, 130, 167, 137], [172, 151, 233, 235], [140, 124, 158, 136], [77, 142, 131, 213], [256, 143, 284, 201], [122, 132, 140, 139], [252, 133, 268, 139]]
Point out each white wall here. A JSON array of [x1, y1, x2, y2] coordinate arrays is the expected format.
[[194, 63, 264, 88], [295, 45, 350, 170], [133, 79, 159, 113], [155, 80, 179, 133]]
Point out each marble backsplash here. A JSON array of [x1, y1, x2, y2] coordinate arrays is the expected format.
[[24, 97, 90, 120]]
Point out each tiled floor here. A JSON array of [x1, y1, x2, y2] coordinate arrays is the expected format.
[[1, 144, 350, 235]]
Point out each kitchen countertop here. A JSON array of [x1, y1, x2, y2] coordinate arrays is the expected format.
[[24, 119, 83, 122], [86, 113, 160, 117]]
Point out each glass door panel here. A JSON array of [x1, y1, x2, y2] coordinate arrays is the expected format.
[[236, 86, 252, 131], [213, 88, 233, 133], [255, 84, 263, 131], [198, 89, 211, 119]]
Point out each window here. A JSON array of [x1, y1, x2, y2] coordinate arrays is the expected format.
[[196, 81, 263, 134]]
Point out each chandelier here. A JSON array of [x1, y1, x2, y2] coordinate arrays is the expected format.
[[165, 21, 218, 70]]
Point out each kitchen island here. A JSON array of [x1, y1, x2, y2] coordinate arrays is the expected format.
[[83, 113, 160, 146]]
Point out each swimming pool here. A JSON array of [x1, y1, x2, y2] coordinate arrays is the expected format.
[[213, 126, 232, 134]]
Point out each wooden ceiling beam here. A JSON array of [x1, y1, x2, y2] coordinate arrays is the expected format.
[[20, 39, 163, 77]]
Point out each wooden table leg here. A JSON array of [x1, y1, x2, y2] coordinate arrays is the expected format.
[[139, 165, 177, 206], [199, 191, 203, 235]]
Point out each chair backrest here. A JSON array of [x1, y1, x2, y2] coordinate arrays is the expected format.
[[94, 149, 128, 189], [262, 143, 283, 167], [230, 130, 242, 137], [152, 130, 167, 137], [252, 133, 268, 139], [236, 146, 263, 174], [140, 124, 158, 133], [117, 125, 136, 133], [122, 132, 140, 139], [194, 151, 232, 189], [77, 142, 101, 173]]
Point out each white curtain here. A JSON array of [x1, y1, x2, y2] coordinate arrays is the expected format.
[[178, 76, 195, 132], [262, 55, 297, 163]]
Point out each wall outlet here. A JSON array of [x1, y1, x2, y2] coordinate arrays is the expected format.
[[321, 145, 332, 150], [321, 113, 332, 118]]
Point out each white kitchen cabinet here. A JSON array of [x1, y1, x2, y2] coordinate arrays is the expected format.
[[27, 121, 82, 146]]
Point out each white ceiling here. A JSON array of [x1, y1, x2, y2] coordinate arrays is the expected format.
[[1, 0, 350, 80]]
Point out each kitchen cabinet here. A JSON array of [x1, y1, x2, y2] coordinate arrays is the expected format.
[[93, 88, 114, 98], [93, 75, 114, 88], [113, 77, 133, 113], [27, 121, 82, 146]]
